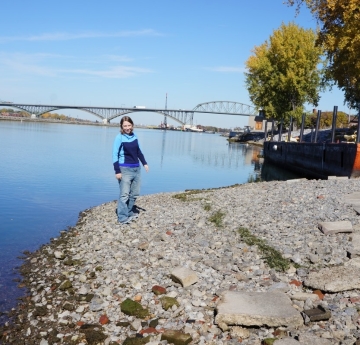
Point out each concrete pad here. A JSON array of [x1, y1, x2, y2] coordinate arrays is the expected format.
[[328, 176, 348, 180], [353, 206, 360, 215], [304, 265, 360, 292], [298, 333, 336, 345], [290, 292, 320, 302], [303, 306, 331, 321], [344, 257, 360, 268], [318, 221, 352, 235], [274, 339, 300, 345], [170, 267, 198, 287], [215, 291, 303, 331], [347, 233, 360, 258], [342, 192, 360, 206], [286, 179, 307, 184]]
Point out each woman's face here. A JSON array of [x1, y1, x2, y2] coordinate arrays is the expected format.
[[122, 120, 133, 134]]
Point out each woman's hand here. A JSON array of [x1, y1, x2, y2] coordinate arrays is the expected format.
[[144, 165, 149, 173], [115, 173, 122, 180]]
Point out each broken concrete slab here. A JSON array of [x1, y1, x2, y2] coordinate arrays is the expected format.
[[328, 176, 348, 180], [304, 265, 360, 292], [215, 290, 303, 331], [297, 332, 336, 345], [342, 192, 360, 206], [303, 306, 331, 322], [353, 206, 360, 215], [290, 292, 320, 302], [344, 257, 360, 268], [170, 267, 198, 287], [318, 221, 352, 235], [274, 339, 300, 345], [347, 233, 360, 258]]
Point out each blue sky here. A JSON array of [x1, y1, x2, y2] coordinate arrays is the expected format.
[[0, 0, 349, 128]]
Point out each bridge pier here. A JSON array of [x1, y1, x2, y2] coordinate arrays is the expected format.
[[103, 118, 109, 124]]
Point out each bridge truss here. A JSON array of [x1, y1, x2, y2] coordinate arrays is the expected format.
[[193, 101, 257, 116], [0, 101, 257, 125]]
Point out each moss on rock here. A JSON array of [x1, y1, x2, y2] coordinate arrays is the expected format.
[[120, 298, 150, 319]]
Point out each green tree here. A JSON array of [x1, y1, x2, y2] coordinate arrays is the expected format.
[[286, 0, 360, 112], [245, 22, 324, 124], [308, 110, 349, 129]]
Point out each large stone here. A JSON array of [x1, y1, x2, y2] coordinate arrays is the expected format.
[[58, 280, 72, 290], [274, 339, 300, 345], [161, 330, 192, 345], [303, 306, 331, 322], [342, 192, 360, 206], [290, 292, 320, 302], [160, 296, 180, 311], [304, 265, 360, 292], [215, 291, 303, 331], [297, 332, 335, 344], [348, 233, 360, 258], [318, 221, 353, 235], [122, 336, 151, 345], [120, 298, 150, 319], [170, 267, 198, 287], [345, 258, 360, 268]]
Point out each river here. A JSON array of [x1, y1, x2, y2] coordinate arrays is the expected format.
[[0, 120, 299, 324]]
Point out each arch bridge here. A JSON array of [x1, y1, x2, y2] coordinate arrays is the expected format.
[[0, 101, 257, 125]]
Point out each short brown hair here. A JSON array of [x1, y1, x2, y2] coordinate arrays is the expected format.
[[120, 116, 134, 134]]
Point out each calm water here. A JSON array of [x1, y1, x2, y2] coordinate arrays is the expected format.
[[0, 120, 298, 323]]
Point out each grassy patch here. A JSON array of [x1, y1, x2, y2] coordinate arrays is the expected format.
[[173, 189, 207, 202], [172, 183, 245, 202], [209, 210, 225, 227], [204, 203, 211, 211], [238, 227, 290, 272]]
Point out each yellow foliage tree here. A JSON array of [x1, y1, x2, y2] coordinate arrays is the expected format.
[[287, 0, 360, 112], [245, 22, 323, 123]]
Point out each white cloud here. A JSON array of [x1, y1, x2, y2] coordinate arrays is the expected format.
[[66, 66, 153, 78], [0, 29, 163, 43], [0, 52, 153, 79]]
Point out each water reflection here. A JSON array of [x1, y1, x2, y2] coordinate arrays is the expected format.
[[261, 161, 302, 181], [192, 141, 262, 169]]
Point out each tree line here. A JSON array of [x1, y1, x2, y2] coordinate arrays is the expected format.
[[0, 108, 90, 122]]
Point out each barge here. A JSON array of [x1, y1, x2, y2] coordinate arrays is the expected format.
[[263, 141, 360, 179]]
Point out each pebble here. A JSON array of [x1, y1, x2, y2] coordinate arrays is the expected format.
[[2, 178, 360, 344]]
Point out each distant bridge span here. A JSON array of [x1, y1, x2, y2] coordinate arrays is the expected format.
[[0, 101, 258, 125]]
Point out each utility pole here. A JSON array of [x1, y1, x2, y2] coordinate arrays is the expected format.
[[163, 93, 167, 129]]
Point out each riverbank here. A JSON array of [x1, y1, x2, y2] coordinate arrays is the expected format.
[[2, 178, 360, 344]]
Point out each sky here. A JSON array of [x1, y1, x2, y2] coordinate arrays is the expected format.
[[0, 0, 350, 128]]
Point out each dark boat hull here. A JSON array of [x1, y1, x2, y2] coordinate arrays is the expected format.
[[263, 142, 360, 179]]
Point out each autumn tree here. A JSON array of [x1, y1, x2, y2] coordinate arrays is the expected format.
[[308, 110, 349, 129], [245, 22, 323, 124], [287, 0, 360, 113]]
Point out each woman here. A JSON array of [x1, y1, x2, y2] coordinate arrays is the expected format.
[[112, 116, 149, 224]]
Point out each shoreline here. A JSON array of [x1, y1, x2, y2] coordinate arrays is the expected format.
[[2, 179, 360, 344]]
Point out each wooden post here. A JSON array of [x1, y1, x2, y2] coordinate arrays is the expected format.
[[287, 116, 293, 142], [314, 110, 321, 143], [278, 119, 283, 141], [299, 113, 305, 142], [264, 120, 268, 142], [331, 106, 338, 143]]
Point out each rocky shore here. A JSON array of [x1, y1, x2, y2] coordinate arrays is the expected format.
[[3, 178, 360, 344]]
